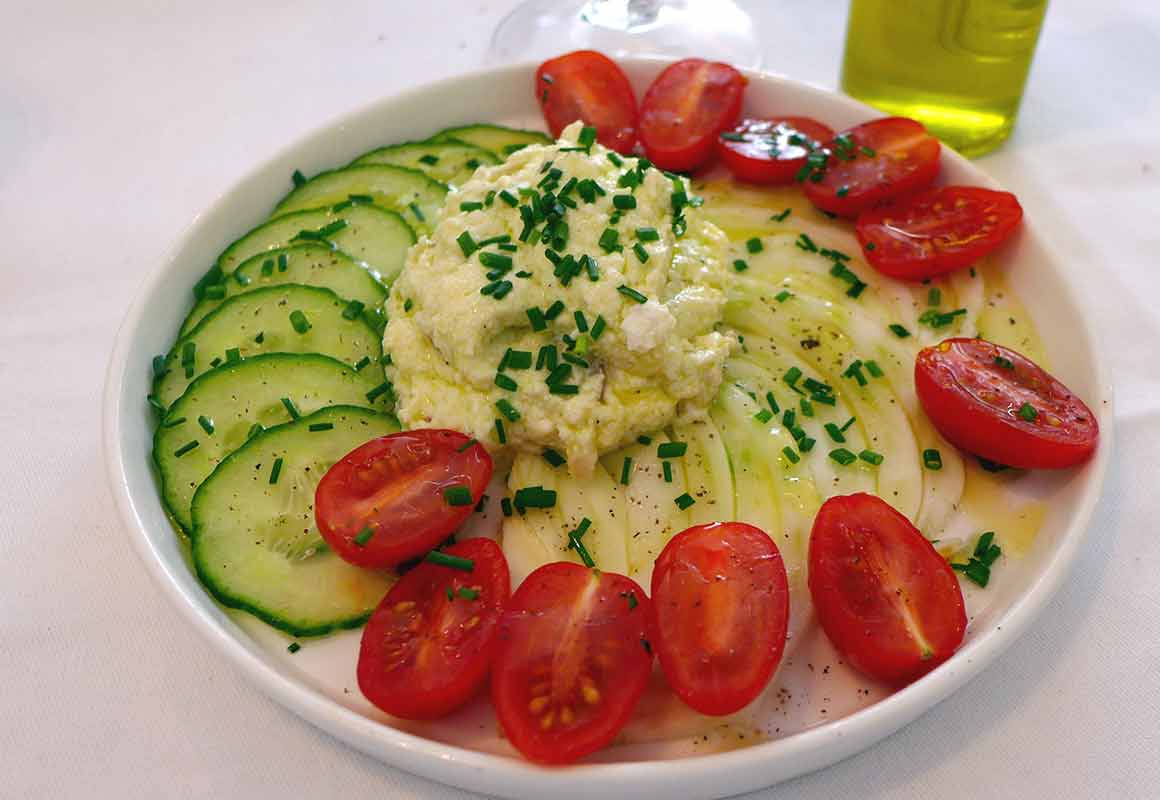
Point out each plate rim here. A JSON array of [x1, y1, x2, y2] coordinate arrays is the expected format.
[[102, 57, 1115, 798]]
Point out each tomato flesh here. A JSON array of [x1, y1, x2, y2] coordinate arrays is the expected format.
[[491, 562, 652, 764], [915, 338, 1099, 469], [639, 58, 747, 172], [803, 117, 941, 217], [717, 117, 835, 184], [856, 186, 1023, 280], [536, 50, 638, 154], [649, 522, 789, 715], [357, 538, 510, 720], [809, 493, 967, 686], [315, 429, 492, 568]]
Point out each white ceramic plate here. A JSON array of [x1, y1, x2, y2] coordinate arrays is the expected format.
[[103, 59, 1113, 799]]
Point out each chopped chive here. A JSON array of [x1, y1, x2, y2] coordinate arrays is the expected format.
[[196, 415, 215, 435], [496, 398, 520, 421], [733, 258, 749, 272], [456, 231, 477, 257], [1018, 402, 1038, 421], [425, 551, 475, 571], [599, 228, 621, 253], [829, 448, 857, 465], [889, 324, 911, 338], [632, 242, 649, 263], [755, 408, 773, 424], [859, 449, 884, 465], [341, 299, 366, 321], [287, 642, 301, 653], [636, 227, 660, 242], [619, 456, 633, 485], [366, 381, 393, 403], [254, 332, 265, 344], [479, 251, 513, 270], [513, 485, 557, 510], [571, 310, 589, 332], [607, 152, 623, 167], [260, 258, 274, 276], [494, 373, 518, 391], [928, 287, 941, 306], [569, 529, 596, 567], [577, 125, 597, 149], [783, 409, 796, 429], [661, 460, 673, 483], [457, 586, 480, 601], [636, 435, 653, 445], [865, 360, 884, 378], [497, 189, 518, 208], [674, 493, 695, 510], [772, 207, 792, 222], [545, 363, 572, 386], [994, 355, 1015, 370], [865, 242, 876, 251], [268, 456, 284, 484], [506, 350, 533, 371], [526, 307, 547, 331], [246, 423, 264, 440], [824, 422, 846, 443], [174, 440, 199, 458], [923, 448, 943, 470], [583, 254, 599, 281], [549, 383, 579, 395], [766, 391, 780, 414], [443, 485, 475, 506], [281, 396, 300, 419], [353, 356, 371, 372], [494, 418, 507, 443], [798, 437, 817, 453], [288, 310, 311, 334], [291, 169, 307, 187], [308, 422, 334, 432], [543, 300, 565, 320], [418, 154, 439, 166], [408, 202, 425, 222], [617, 285, 647, 304], [840, 416, 857, 433], [657, 442, 687, 458], [613, 194, 637, 210], [460, 201, 484, 212], [782, 446, 801, 464], [783, 367, 803, 393], [746, 237, 764, 254], [799, 398, 814, 417], [161, 415, 186, 428], [500, 497, 513, 516], [796, 233, 818, 253], [775, 289, 792, 302]]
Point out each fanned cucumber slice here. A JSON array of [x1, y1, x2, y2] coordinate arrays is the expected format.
[[154, 353, 388, 532], [213, 202, 414, 284], [181, 245, 388, 337], [351, 140, 499, 187], [272, 165, 447, 233], [191, 405, 400, 636], [153, 284, 385, 409], [429, 124, 551, 157]]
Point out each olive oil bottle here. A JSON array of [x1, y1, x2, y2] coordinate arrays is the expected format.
[[841, 0, 1048, 157]]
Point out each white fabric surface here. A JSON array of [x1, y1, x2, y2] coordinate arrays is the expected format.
[[3, 0, 1158, 797]]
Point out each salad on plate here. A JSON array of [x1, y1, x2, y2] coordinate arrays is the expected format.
[[146, 51, 1099, 765]]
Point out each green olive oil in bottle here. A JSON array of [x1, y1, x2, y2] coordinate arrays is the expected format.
[[841, 0, 1048, 157]]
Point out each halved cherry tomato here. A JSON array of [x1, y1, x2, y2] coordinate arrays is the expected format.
[[856, 186, 1023, 280], [803, 117, 941, 217], [536, 50, 638, 154], [916, 338, 1099, 469], [639, 58, 747, 172], [649, 522, 789, 715], [809, 493, 967, 686], [357, 538, 510, 720], [315, 429, 492, 568], [491, 562, 652, 764], [717, 117, 835, 184]]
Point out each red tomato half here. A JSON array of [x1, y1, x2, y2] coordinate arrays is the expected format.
[[856, 186, 1023, 280], [649, 522, 789, 715], [717, 117, 835, 184], [803, 117, 941, 217], [536, 50, 638, 154], [357, 538, 510, 720], [639, 59, 747, 172], [915, 338, 1099, 469], [491, 563, 652, 764], [315, 429, 492, 568], [809, 493, 967, 686]]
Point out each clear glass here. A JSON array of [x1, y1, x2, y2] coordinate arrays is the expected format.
[[841, 0, 1048, 157], [487, 0, 763, 69]]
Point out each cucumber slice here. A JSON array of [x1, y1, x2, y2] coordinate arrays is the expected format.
[[351, 140, 499, 187], [191, 405, 400, 636], [154, 353, 389, 532], [429, 124, 551, 158], [181, 245, 388, 337], [214, 202, 414, 284], [272, 165, 447, 233], [153, 284, 384, 409]]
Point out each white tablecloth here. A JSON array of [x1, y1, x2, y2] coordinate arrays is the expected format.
[[3, 1, 1158, 797]]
